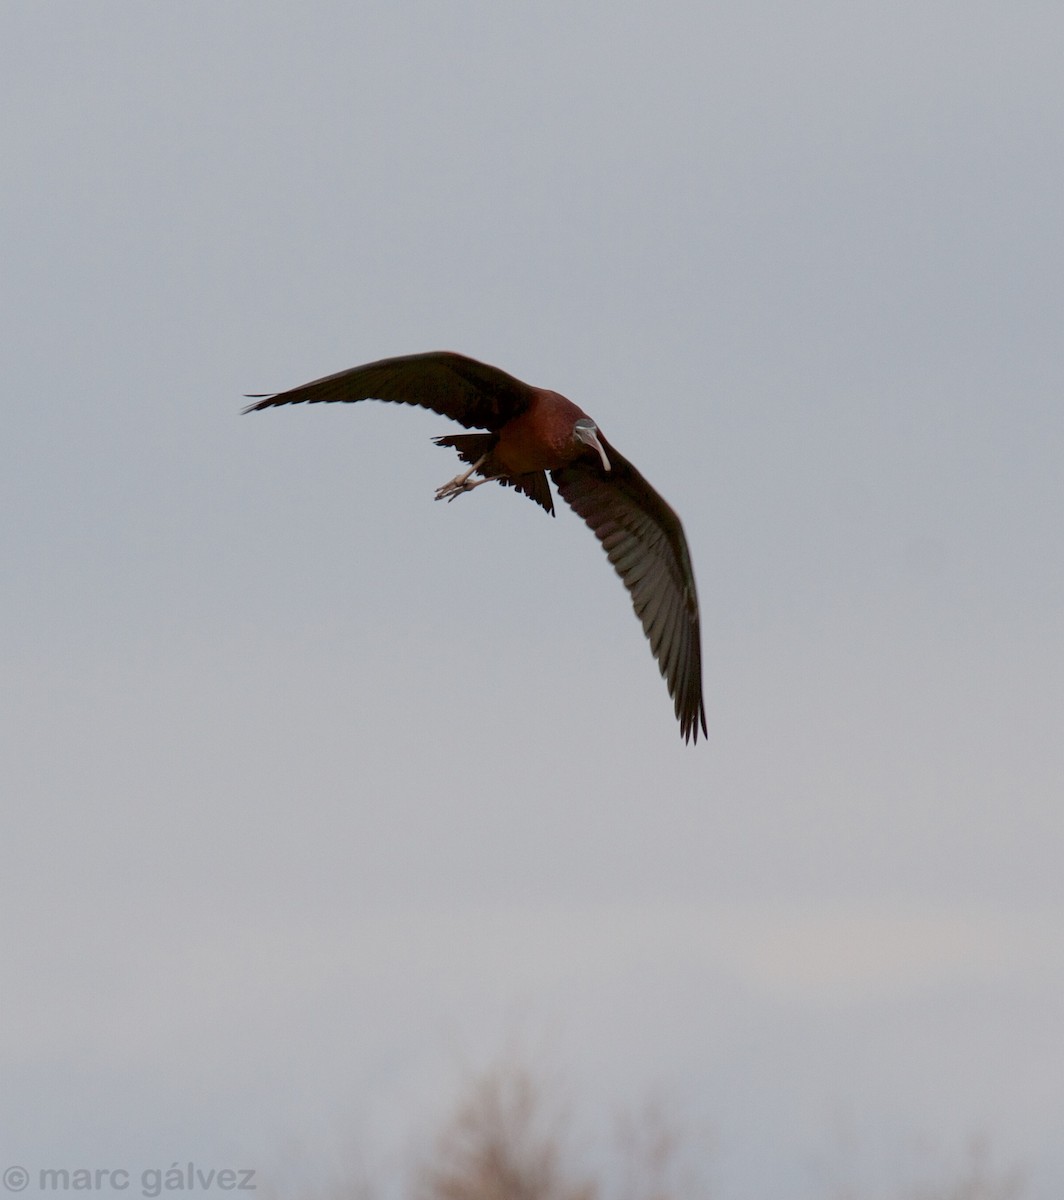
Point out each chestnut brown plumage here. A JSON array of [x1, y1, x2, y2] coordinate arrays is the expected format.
[[244, 351, 707, 742]]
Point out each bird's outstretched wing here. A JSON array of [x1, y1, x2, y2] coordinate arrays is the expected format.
[[552, 438, 707, 743], [244, 350, 538, 431]]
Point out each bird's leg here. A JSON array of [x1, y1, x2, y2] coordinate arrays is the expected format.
[[435, 454, 491, 502]]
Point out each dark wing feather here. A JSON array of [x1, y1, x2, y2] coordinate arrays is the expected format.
[[552, 437, 707, 743], [244, 350, 537, 431]]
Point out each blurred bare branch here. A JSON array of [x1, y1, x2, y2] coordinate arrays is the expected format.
[[414, 1064, 595, 1200]]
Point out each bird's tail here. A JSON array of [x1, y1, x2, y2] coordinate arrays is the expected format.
[[432, 432, 495, 465]]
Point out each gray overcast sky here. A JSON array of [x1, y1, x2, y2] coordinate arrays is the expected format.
[[3, 1, 1062, 1196]]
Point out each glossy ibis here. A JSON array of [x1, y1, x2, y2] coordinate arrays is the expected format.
[[245, 351, 707, 742]]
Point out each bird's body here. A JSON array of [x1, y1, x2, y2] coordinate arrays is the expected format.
[[491, 391, 590, 474], [245, 351, 707, 742]]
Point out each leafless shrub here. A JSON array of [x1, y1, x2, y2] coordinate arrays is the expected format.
[[413, 1064, 596, 1200], [272, 1061, 1027, 1200]]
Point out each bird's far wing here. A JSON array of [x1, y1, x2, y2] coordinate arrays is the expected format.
[[552, 438, 707, 743], [243, 351, 538, 431]]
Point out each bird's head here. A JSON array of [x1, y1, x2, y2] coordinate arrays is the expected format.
[[573, 418, 611, 471]]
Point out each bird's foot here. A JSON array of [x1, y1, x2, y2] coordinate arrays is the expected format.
[[435, 474, 490, 503], [434, 453, 491, 502]]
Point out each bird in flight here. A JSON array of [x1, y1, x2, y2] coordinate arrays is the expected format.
[[245, 351, 707, 742]]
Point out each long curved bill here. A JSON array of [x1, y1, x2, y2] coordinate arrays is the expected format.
[[575, 421, 611, 471]]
